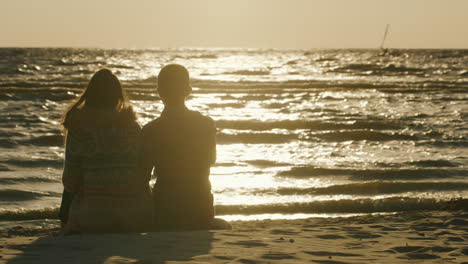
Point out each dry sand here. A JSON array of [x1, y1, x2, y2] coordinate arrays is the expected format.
[[1, 211, 467, 264]]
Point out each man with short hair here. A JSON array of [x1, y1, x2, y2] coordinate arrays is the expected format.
[[140, 64, 216, 230]]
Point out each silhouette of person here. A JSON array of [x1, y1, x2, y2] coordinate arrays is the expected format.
[[60, 69, 152, 233], [140, 64, 216, 230]]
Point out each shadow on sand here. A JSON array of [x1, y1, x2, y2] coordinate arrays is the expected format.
[[7, 230, 214, 263]]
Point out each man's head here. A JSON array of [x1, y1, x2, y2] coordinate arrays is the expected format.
[[157, 64, 192, 103]]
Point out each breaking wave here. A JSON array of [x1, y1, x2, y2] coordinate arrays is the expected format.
[[3, 158, 63, 168], [215, 198, 467, 215], [222, 70, 271, 75], [277, 167, 468, 180], [267, 181, 468, 196], [1, 198, 466, 221], [0, 189, 61, 201], [215, 120, 402, 131]]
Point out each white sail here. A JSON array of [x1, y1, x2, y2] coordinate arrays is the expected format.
[[380, 24, 390, 49]]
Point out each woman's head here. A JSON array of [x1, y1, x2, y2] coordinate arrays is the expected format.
[[84, 68, 125, 109], [62, 69, 135, 129]]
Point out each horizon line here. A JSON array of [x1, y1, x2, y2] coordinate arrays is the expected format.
[[0, 46, 467, 51]]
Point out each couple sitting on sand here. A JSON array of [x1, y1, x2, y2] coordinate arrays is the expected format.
[[58, 64, 224, 233]]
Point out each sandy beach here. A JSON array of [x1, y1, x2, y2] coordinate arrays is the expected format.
[[0, 210, 467, 264]]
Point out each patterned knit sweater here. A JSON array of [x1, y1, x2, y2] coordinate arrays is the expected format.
[[63, 106, 152, 233]]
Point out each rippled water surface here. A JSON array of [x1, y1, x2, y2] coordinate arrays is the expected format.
[[0, 48, 467, 221]]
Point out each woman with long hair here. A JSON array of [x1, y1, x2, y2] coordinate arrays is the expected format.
[[60, 68, 152, 233]]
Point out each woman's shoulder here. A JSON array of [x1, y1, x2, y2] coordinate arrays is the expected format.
[[67, 106, 140, 133], [118, 107, 140, 126], [64, 106, 87, 131]]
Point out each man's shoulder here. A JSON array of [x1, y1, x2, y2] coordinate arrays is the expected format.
[[189, 110, 215, 125], [142, 110, 215, 135], [188, 111, 216, 132]]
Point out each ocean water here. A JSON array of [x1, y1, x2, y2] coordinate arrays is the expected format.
[[0, 48, 467, 224]]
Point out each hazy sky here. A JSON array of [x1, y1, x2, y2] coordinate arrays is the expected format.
[[1, 0, 467, 49]]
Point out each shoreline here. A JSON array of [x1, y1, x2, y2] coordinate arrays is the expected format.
[[1, 210, 467, 263], [1, 198, 466, 224]]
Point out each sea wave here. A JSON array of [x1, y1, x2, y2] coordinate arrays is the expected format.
[[244, 160, 291, 167], [331, 63, 428, 76], [278, 167, 468, 180], [105, 64, 135, 69], [222, 70, 271, 75], [217, 130, 430, 144], [405, 159, 460, 168], [0, 131, 27, 137], [0, 176, 58, 185], [0, 207, 60, 221], [0, 198, 465, 221], [215, 120, 402, 131], [215, 197, 467, 215], [3, 158, 63, 168], [416, 140, 468, 148], [58, 58, 106, 66], [1, 78, 466, 93], [0, 139, 18, 148], [13, 129, 453, 147], [175, 54, 218, 59], [1, 112, 56, 124], [0, 81, 84, 89], [189, 79, 468, 91], [374, 159, 461, 168], [27, 134, 64, 146], [0, 189, 61, 201], [217, 132, 297, 144], [3, 134, 63, 148], [0, 87, 78, 101], [309, 130, 423, 142], [267, 181, 468, 196], [0, 165, 11, 171]]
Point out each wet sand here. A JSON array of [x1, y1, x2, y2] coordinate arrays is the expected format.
[[1, 211, 467, 264]]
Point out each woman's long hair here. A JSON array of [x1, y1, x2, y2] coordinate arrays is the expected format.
[[62, 68, 136, 130]]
